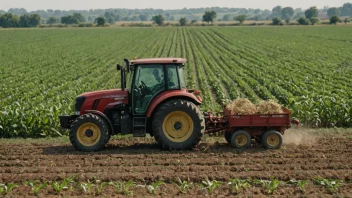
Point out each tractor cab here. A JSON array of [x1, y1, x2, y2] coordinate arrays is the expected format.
[[60, 58, 204, 152], [121, 58, 187, 115]]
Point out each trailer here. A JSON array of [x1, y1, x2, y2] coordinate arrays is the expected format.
[[204, 107, 299, 149]]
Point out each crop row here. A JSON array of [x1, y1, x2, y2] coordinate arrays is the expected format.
[[0, 175, 347, 196]]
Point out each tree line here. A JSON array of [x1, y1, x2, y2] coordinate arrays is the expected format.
[[1, 3, 352, 23]]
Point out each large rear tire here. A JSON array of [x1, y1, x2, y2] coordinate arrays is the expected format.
[[262, 130, 282, 149], [152, 99, 204, 150], [70, 113, 110, 152]]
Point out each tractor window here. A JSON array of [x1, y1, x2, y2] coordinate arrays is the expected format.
[[178, 66, 186, 89], [166, 65, 180, 90], [133, 65, 165, 114]]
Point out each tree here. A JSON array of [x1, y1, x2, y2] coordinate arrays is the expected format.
[[330, 16, 341, 24], [202, 11, 217, 24], [297, 17, 309, 25], [272, 6, 282, 18], [61, 15, 79, 24], [107, 17, 115, 24], [0, 13, 19, 28], [341, 3, 352, 16], [272, 17, 282, 25], [95, 17, 105, 26], [29, 14, 41, 27], [47, 16, 58, 24], [285, 19, 290, 24], [281, 7, 294, 20], [73, 13, 85, 22], [179, 17, 187, 26], [344, 17, 351, 24], [327, 7, 340, 18], [19, 14, 31, 27], [309, 17, 319, 25], [222, 14, 231, 21], [152, 15, 165, 25], [234, 15, 246, 25], [305, 6, 318, 19], [139, 14, 149, 21]]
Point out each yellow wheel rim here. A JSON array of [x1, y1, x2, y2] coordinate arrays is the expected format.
[[162, 111, 194, 143], [235, 134, 248, 147], [267, 134, 280, 147], [77, 122, 101, 146]]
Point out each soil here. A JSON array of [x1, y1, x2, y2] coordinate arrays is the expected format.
[[0, 129, 351, 197]]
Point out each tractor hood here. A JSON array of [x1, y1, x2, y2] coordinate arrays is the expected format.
[[80, 89, 128, 100], [76, 89, 129, 115]]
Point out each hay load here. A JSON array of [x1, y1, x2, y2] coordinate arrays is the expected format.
[[226, 98, 257, 115], [225, 98, 284, 114], [256, 99, 283, 114]]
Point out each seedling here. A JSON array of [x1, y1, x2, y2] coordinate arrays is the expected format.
[[287, 179, 308, 193], [51, 176, 75, 194], [201, 179, 222, 194], [110, 181, 136, 196], [95, 182, 109, 195], [228, 178, 251, 194], [175, 178, 193, 194], [314, 177, 342, 194], [253, 178, 280, 195], [25, 180, 48, 196], [79, 180, 94, 194], [0, 183, 18, 195], [146, 181, 165, 195]]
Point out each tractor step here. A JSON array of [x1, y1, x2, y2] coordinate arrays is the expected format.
[[132, 117, 147, 137]]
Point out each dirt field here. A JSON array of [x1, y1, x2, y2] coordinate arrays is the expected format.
[[0, 128, 351, 197]]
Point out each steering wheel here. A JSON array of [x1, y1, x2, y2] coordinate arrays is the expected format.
[[140, 81, 150, 94]]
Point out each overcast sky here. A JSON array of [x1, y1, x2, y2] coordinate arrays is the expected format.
[[0, 0, 350, 11]]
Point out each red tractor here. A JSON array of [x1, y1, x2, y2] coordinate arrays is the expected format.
[[60, 58, 296, 152], [60, 58, 205, 151]]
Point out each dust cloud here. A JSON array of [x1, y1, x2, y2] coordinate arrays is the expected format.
[[283, 128, 318, 146]]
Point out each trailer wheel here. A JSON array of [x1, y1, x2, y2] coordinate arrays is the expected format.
[[70, 113, 110, 152], [231, 130, 251, 149], [262, 130, 282, 149], [152, 99, 204, 150], [224, 132, 232, 144]]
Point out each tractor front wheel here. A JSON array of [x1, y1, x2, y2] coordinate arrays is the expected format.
[[152, 99, 204, 150], [70, 113, 110, 152]]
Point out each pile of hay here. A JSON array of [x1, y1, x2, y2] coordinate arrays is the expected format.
[[226, 98, 257, 115], [256, 99, 283, 114]]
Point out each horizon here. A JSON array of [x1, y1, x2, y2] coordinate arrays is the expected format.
[[1, 0, 351, 12]]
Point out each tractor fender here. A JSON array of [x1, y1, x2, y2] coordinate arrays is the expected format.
[[85, 110, 114, 134], [146, 90, 201, 118]]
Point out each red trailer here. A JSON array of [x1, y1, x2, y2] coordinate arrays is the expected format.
[[204, 107, 299, 149]]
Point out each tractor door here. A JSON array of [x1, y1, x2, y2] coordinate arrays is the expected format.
[[132, 64, 165, 114]]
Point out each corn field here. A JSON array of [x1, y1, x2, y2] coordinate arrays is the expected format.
[[0, 26, 351, 137]]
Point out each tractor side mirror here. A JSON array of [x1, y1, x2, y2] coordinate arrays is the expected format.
[[124, 59, 130, 73], [117, 64, 122, 71]]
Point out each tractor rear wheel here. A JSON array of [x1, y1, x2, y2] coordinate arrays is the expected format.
[[230, 130, 251, 149], [70, 113, 110, 152], [152, 99, 204, 150], [262, 130, 282, 149]]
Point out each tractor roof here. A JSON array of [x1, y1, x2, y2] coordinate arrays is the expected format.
[[131, 58, 187, 65]]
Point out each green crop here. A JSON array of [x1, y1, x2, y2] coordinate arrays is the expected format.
[[314, 177, 342, 194], [0, 26, 351, 137], [201, 179, 222, 194]]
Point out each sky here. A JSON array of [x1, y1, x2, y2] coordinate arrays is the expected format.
[[0, 0, 350, 11]]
